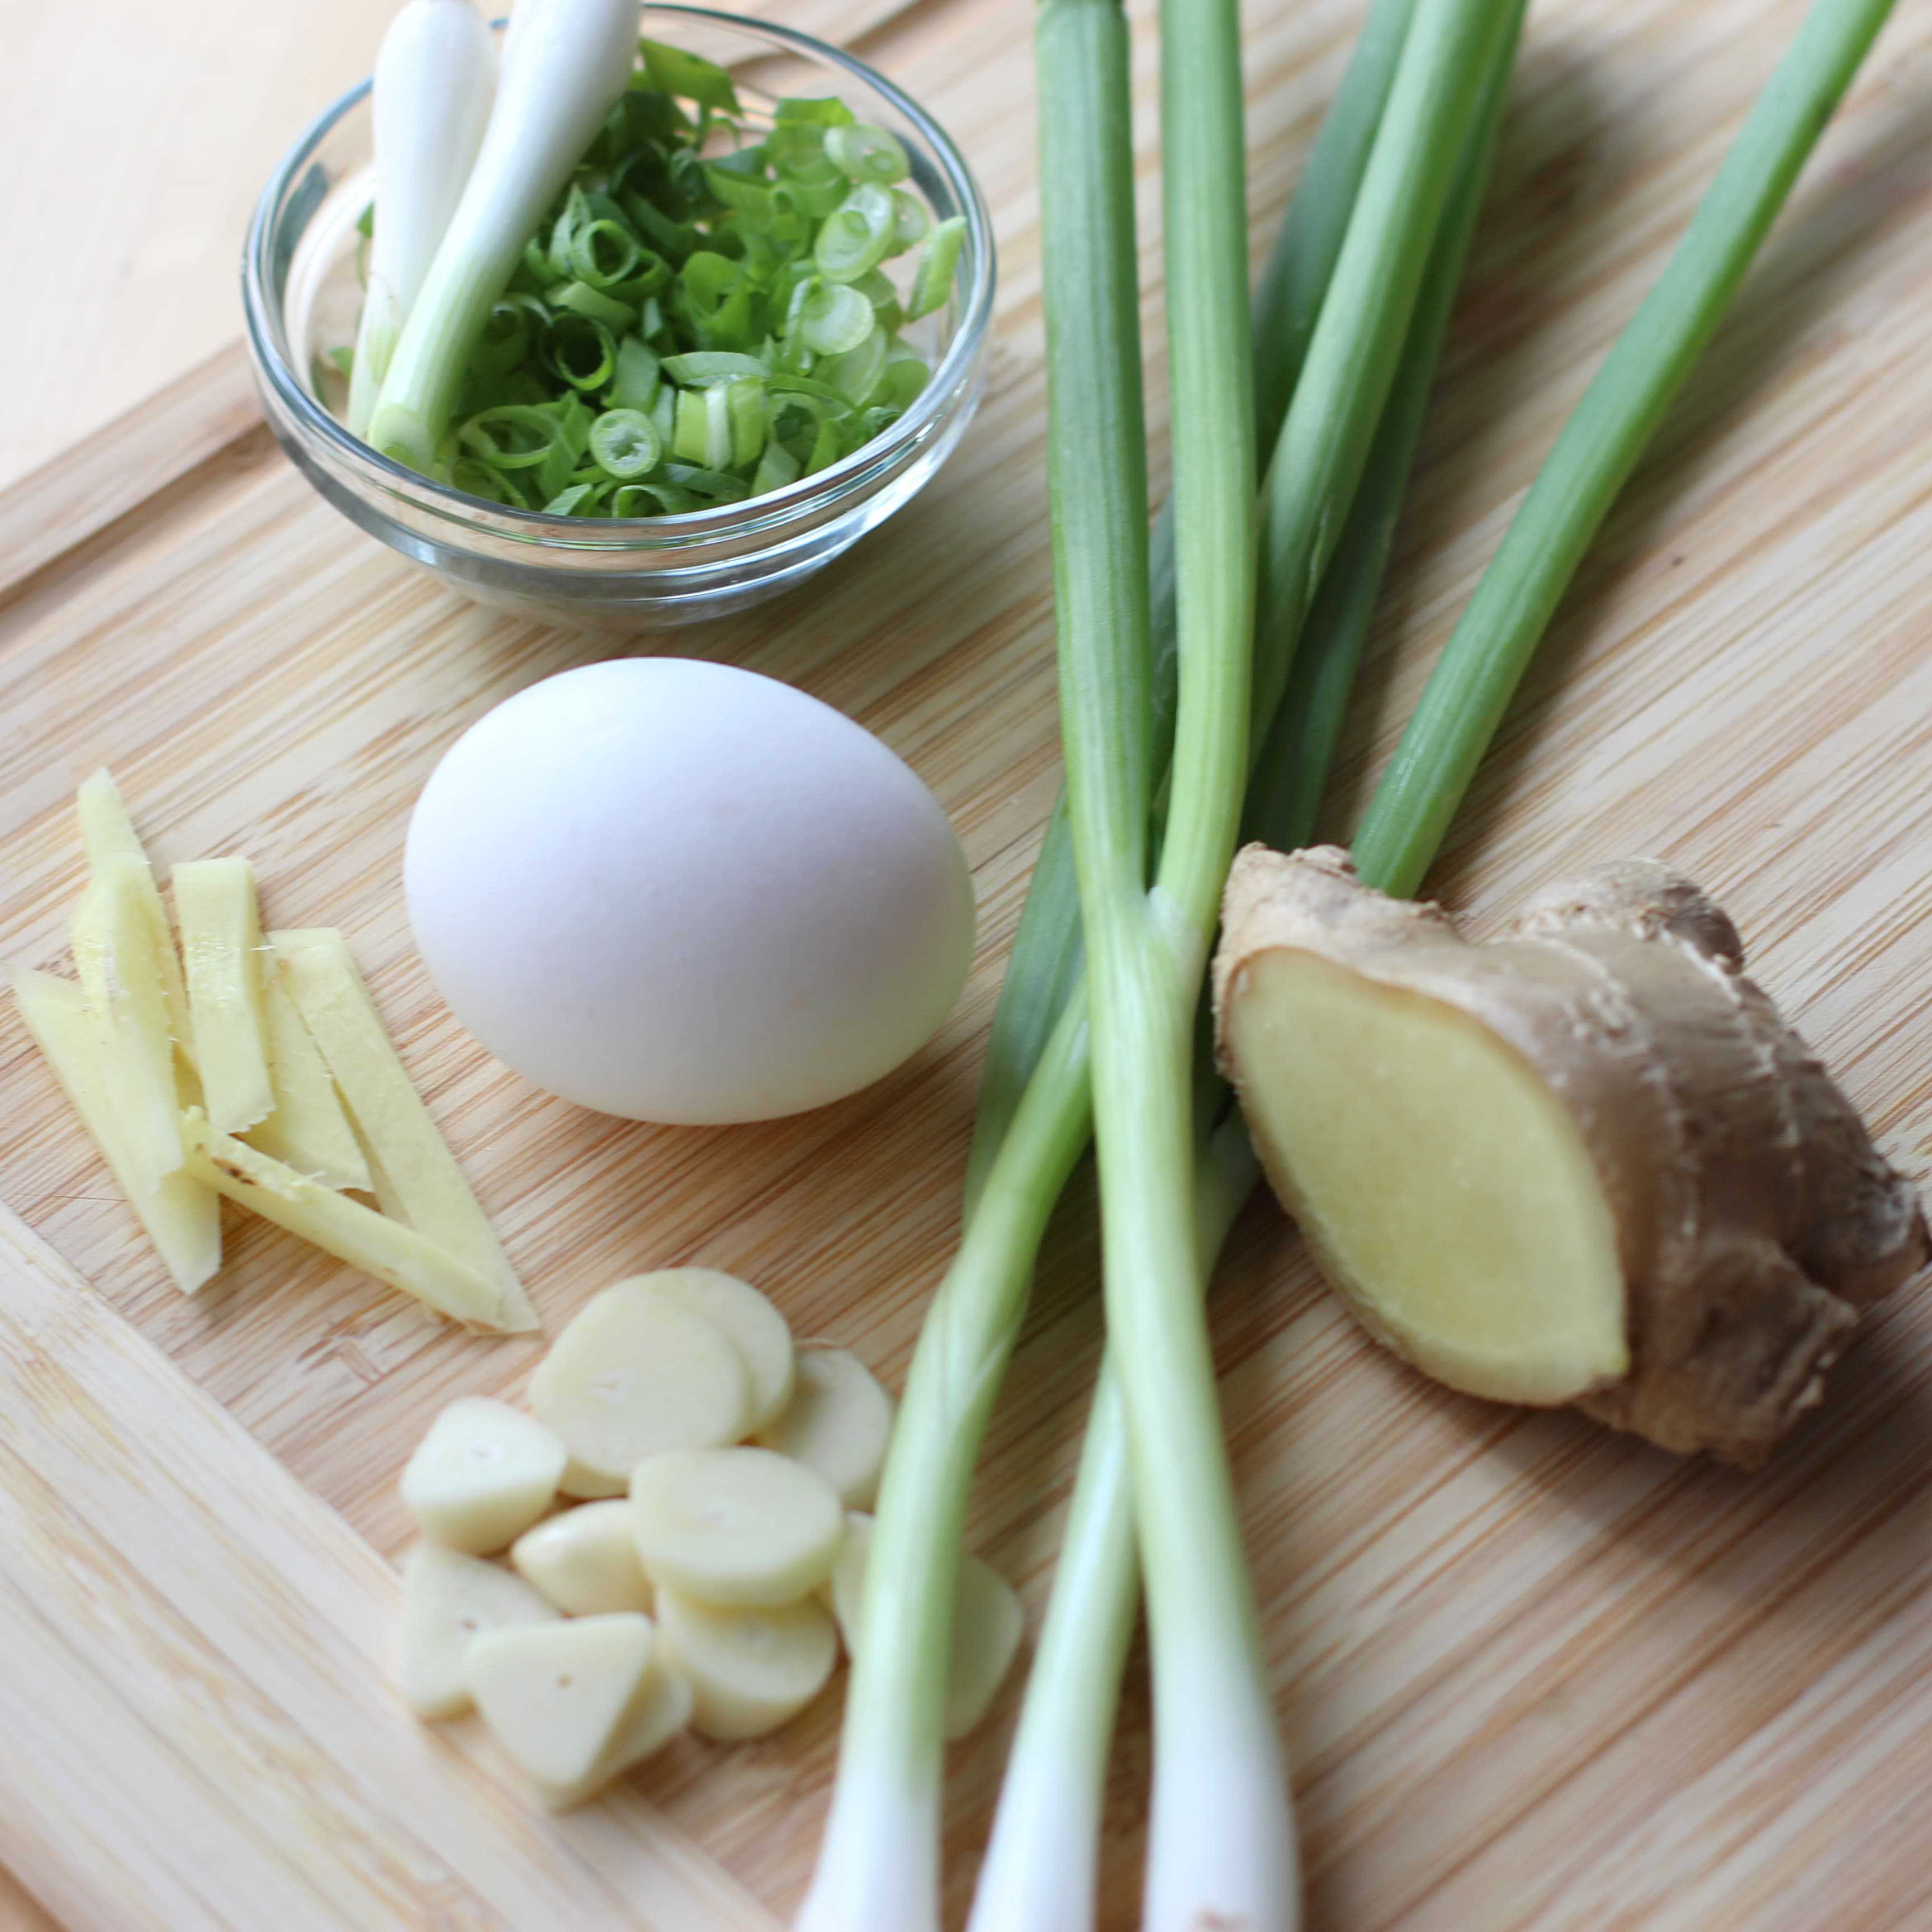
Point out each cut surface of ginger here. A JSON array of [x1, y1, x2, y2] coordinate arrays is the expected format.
[[532, 1282, 751, 1497], [828, 1510, 1023, 1740], [401, 1398, 566, 1554], [271, 927, 531, 1323], [182, 1112, 527, 1329], [75, 769, 195, 1076], [466, 1612, 683, 1809], [247, 955, 371, 1191], [173, 857, 274, 1134], [512, 1500, 655, 1615], [70, 854, 187, 1201], [630, 1446, 843, 1608], [1215, 846, 1931, 1464], [398, 1542, 558, 1720], [655, 1586, 839, 1741], [754, 1346, 894, 1510], [10, 968, 219, 1295], [1226, 946, 1628, 1405], [636, 1268, 797, 1431]]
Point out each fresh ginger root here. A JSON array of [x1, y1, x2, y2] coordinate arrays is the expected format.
[[1213, 846, 1929, 1466]]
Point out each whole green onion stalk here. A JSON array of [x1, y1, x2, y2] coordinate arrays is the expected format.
[[963, 13, 1524, 1922], [803, 0, 1894, 1922], [973, 0, 1895, 1918], [973, 7, 1514, 1924], [1034, 0, 1298, 1921], [796, 1, 1509, 1924]]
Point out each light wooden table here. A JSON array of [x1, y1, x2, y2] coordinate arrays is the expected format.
[[0, 1872, 58, 1930], [0, 9, 886, 1923], [1, 13, 390, 1925], [0, 1, 401, 491], [0, 0, 902, 491], [5, 16, 378, 1911], [4, 0, 1932, 1928]]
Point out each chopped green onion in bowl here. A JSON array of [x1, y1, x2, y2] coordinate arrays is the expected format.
[[245, 4, 992, 625], [334, 22, 963, 520]]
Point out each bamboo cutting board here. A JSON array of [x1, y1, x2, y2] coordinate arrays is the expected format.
[[3, 0, 1931, 1926]]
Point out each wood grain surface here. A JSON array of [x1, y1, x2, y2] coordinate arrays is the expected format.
[[2, 0, 1930, 1926], [0, 1206, 777, 1932], [0, 0, 917, 491], [0, 1871, 61, 1932]]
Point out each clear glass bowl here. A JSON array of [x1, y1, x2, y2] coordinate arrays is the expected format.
[[242, 6, 994, 628]]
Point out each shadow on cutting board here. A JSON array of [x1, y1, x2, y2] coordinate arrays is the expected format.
[[1414, 68, 1932, 884]]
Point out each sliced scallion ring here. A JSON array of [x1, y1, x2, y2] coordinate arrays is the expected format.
[[803, 416, 843, 475], [570, 217, 644, 289], [548, 281, 637, 329], [826, 122, 911, 186], [612, 481, 699, 515], [638, 37, 740, 115], [544, 313, 618, 391], [817, 325, 889, 407], [813, 184, 897, 283], [905, 215, 967, 322], [754, 439, 802, 494], [471, 297, 539, 380], [542, 480, 603, 515], [662, 350, 771, 385], [457, 404, 567, 470], [588, 408, 666, 480], [767, 372, 856, 409], [673, 385, 735, 470], [705, 164, 776, 220], [781, 159, 849, 220], [726, 377, 767, 467], [607, 337, 662, 412], [451, 456, 523, 505], [879, 347, 931, 410], [799, 282, 875, 356], [889, 189, 931, 253], [660, 461, 751, 502], [774, 96, 855, 130]]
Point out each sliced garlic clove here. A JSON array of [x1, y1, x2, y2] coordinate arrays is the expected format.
[[511, 1499, 655, 1616], [656, 1586, 839, 1741], [633, 1268, 796, 1432], [529, 1650, 694, 1811], [531, 1282, 752, 1498], [397, 1542, 559, 1721], [754, 1346, 894, 1509], [466, 1612, 660, 1808], [629, 1446, 844, 1608], [401, 1396, 567, 1554]]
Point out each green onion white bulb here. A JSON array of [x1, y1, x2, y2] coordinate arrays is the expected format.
[[347, 0, 496, 438]]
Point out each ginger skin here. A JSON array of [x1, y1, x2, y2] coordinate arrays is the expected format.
[[1214, 846, 1929, 1466]]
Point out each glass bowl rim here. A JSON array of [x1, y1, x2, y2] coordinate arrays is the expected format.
[[241, 2, 997, 546]]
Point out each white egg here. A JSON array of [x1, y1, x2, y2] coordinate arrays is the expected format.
[[405, 659, 974, 1124]]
